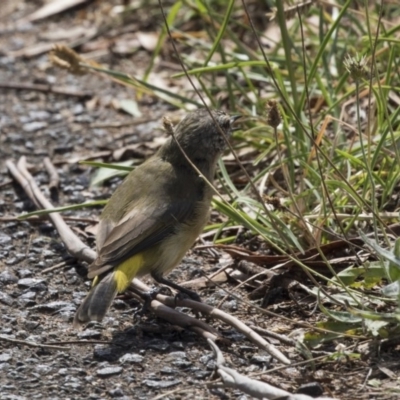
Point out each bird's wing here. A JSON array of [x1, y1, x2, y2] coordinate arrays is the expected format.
[[87, 195, 197, 279]]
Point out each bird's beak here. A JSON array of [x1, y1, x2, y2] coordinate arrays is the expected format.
[[230, 115, 241, 125]]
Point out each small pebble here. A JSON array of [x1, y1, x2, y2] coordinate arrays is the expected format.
[[0, 353, 12, 362], [119, 353, 143, 364], [0, 270, 18, 284], [96, 366, 123, 378], [143, 379, 180, 389]]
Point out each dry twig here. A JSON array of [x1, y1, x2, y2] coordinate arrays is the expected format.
[[208, 339, 289, 399], [43, 157, 60, 190], [154, 293, 290, 364], [6, 157, 96, 264], [207, 339, 337, 399], [0, 334, 68, 351], [0, 81, 91, 98]]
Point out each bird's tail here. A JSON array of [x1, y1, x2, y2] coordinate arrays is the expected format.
[[73, 272, 118, 327], [74, 254, 145, 326]]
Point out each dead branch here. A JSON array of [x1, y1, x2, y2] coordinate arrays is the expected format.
[[249, 325, 295, 347], [43, 157, 60, 190], [208, 339, 337, 399], [7, 157, 96, 264], [154, 293, 290, 365], [0, 81, 92, 98], [150, 299, 219, 341], [0, 334, 69, 351], [208, 339, 289, 399]]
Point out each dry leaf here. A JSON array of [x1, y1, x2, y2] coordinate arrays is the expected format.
[[137, 32, 159, 52]]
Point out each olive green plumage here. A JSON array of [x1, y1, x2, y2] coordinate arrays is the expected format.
[[74, 109, 237, 325]]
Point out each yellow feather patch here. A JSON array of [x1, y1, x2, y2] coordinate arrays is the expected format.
[[114, 253, 145, 293], [92, 275, 99, 287]]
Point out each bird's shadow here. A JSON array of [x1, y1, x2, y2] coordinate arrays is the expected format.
[[91, 316, 203, 363]]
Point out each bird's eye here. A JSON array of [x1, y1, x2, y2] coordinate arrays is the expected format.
[[219, 117, 231, 130]]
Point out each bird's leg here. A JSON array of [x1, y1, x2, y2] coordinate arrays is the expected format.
[[151, 272, 202, 302], [131, 285, 172, 318]]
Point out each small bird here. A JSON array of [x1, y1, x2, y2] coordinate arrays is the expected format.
[[74, 109, 239, 325]]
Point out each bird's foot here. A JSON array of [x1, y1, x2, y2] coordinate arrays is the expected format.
[[133, 287, 173, 319], [174, 288, 201, 303]]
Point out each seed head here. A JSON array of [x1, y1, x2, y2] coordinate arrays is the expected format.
[[343, 53, 370, 81], [266, 100, 281, 128]]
